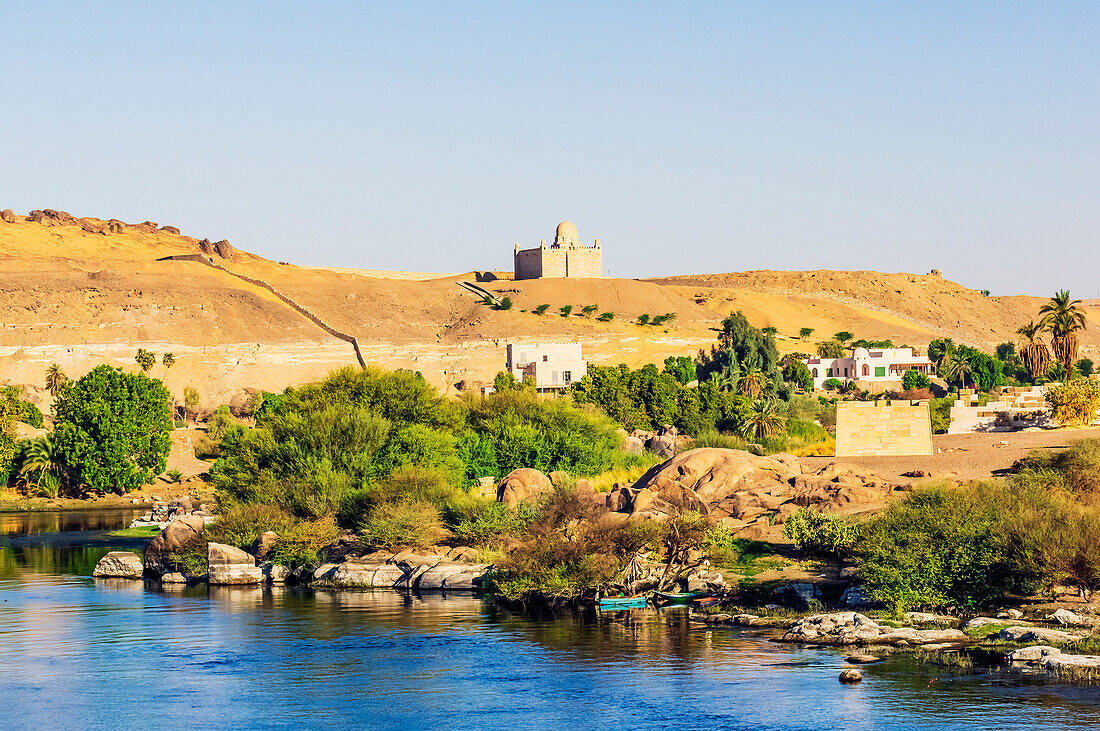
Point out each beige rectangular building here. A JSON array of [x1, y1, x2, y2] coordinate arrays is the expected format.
[[836, 401, 933, 457]]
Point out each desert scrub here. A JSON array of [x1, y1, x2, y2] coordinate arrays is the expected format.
[[167, 541, 209, 576], [704, 526, 783, 574], [450, 501, 541, 547], [268, 517, 340, 569], [782, 508, 859, 558], [208, 503, 296, 549], [360, 500, 448, 550]]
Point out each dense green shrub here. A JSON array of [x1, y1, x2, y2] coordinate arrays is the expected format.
[[822, 378, 842, 391], [902, 369, 932, 391], [663, 356, 697, 385], [929, 397, 953, 433], [1046, 380, 1100, 427], [1014, 439, 1100, 493], [361, 500, 448, 549], [53, 365, 172, 494], [208, 504, 297, 549], [268, 517, 341, 568], [450, 501, 542, 547], [0, 387, 44, 429], [783, 508, 859, 557]]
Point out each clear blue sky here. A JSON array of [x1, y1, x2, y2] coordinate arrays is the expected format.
[[1, 2, 1096, 296]]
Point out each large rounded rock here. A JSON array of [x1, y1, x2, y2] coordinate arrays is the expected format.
[[206, 542, 262, 585], [0, 209, 16, 223], [207, 542, 255, 566], [632, 448, 799, 504], [93, 551, 144, 579], [496, 468, 551, 507], [144, 515, 206, 574]]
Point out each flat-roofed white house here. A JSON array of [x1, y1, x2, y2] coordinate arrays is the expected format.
[[803, 346, 934, 390], [506, 342, 587, 391]]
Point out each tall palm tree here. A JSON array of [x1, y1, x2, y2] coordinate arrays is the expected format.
[[930, 338, 957, 378], [941, 350, 974, 390], [1040, 290, 1087, 383], [1015, 321, 1050, 381], [740, 400, 787, 442], [738, 364, 768, 399], [44, 363, 68, 398]]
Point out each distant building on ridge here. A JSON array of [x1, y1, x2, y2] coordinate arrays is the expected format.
[[513, 221, 602, 280]]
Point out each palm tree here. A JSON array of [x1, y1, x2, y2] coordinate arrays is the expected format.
[[738, 364, 768, 399], [941, 350, 974, 390], [19, 436, 64, 490], [1015, 321, 1050, 381], [162, 352, 175, 369], [930, 338, 957, 378], [44, 363, 68, 398], [799, 327, 814, 341], [1040, 290, 1087, 383], [740, 400, 787, 442]]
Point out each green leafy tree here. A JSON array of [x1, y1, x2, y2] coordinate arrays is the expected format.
[[663, 356, 697, 385], [1041, 290, 1087, 382], [636, 314, 650, 326], [1078, 359, 1095, 378], [581, 304, 599, 317], [0, 397, 16, 483], [816, 340, 845, 359], [559, 305, 573, 317], [135, 348, 156, 372], [651, 312, 677, 326], [533, 304, 550, 316], [45, 363, 69, 398], [497, 296, 514, 311], [799, 327, 814, 341], [995, 342, 1016, 363], [53, 365, 172, 494], [782, 360, 813, 391], [762, 326, 778, 336], [901, 369, 932, 391], [597, 312, 615, 322], [833, 331, 853, 345], [697, 311, 784, 400]]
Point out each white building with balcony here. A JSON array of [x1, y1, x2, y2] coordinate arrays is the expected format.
[[506, 342, 587, 391], [804, 346, 934, 390]]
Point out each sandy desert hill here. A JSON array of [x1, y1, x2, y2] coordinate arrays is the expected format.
[[2, 208, 1096, 407]]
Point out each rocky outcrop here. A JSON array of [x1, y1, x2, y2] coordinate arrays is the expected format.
[[1007, 645, 1062, 662], [0, 209, 16, 223], [497, 468, 551, 507], [144, 515, 206, 574], [207, 542, 263, 585], [998, 626, 1083, 644], [311, 550, 491, 591], [610, 448, 897, 525], [160, 225, 181, 235], [93, 551, 144, 579], [781, 612, 968, 647], [213, 239, 236, 259]]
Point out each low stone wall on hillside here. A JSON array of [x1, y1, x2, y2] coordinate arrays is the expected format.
[[159, 254, 366, 369], [836, 401, 933, 457]]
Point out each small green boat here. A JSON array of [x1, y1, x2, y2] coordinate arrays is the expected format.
[[653, 590, 710, 605], [597, 595, 648, 609]]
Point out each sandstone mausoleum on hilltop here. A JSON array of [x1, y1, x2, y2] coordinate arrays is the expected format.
[[513, 221, 602, 280]]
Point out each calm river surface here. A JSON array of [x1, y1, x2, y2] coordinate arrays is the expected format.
[[1, 510, 1099, 730]]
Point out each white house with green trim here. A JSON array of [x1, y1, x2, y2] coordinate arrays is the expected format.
[[803, 346, 934, 390]]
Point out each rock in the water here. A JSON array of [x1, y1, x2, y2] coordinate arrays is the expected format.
[[262, 563, 289, 584], [839, 669, 863, 683], [206, 542, 262, 585], [999, 626, 1083, 644], [92, 551, 144, 579], [207, 542, 255, 566], [782, 612, 967, 647], [1006, 645, 1062, 662], [0, 209, 16, 223], [1045, 654, 1100, 671], [160, 572, 188, 584], [845, 654, 881, 664], [497, 468, 551, 507], [143, 515, 206, 574]]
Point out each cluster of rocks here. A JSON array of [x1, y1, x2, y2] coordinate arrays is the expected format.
[[312, 548, 490, 590], [621, 426, 690, 458], [93, 515, 492, 591], [197, 238, 236, 260], [780, 612, 968, 647], [130, 497, 215, 529], [605, 448, 897, 534], [0, 207, 182, 236]]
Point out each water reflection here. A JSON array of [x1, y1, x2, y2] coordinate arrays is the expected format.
[[1, 514, 1100, 729]]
